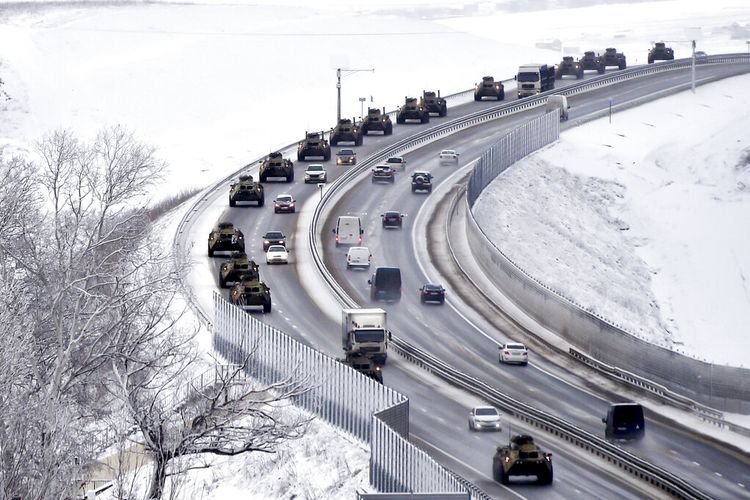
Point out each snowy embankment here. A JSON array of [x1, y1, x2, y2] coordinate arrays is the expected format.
[[475, 73, 750, 367]]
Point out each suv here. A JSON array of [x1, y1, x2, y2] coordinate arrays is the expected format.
[[580, 50, 604, 74], [397, 96, 429, 124], [421, 90, 447, 117], [361, 107, 393, 135], [219, 251, 259, 288], [330, 118, 363, 146], [371, 165, 395, 183], [368, 266, 402, 302], [600, 47, 627, 70], [261, 230, 286, 251], [648, 42, 674, 64], [474, 76, 505, 101], [381, 211, 405, 229], [411, 170, 433, 193], [207, 222, 245, 257], [259, 151, 294, 183], [273, 193, 296, 213], [230, 277, 272, 313], [384, 156, 406, 171], [297, 131, 331, 161], [229, 174, 264, 207], [336, 149, 357, 166], [555, 56, 583, 79], [304, 164, 327, 183], [419, 283, 445, 304], [492, 435, 553, 485]]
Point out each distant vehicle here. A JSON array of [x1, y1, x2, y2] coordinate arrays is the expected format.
[[336, 149, 357, 166], [259, 151, 294, 183], [219, 251, 259, 288], [333, 216, 363, 247], [468, 406, 502, 431], [372, 165, 396, 183], [330, 118, 363, 146], [208, 222, 245, 257], [555, 56, 583, 79], [545, 95, 570, 122], [600, 47, 627, 70], [361, 107, 393, 135], [419, 283, 445, 304], [492, 435, 553, 485], [346, 246, 372, 269], [580, 50, 605, 74], [369, 266, 402, 302], [304, 164, 327, 183], [385, 156, 406, 171], [228, 174, 264, 207], [411, 170, 433, 193], [694, 50, 708, 58], [499, 342, 528, 365], [439, 149, 459, 165], [261, 230, 286, 251], [230, 277, 271, 313], [603, 403, 645, 440], [381, 211, 405, 229], [421, 90, 447, 117], [265, 244, 289, 265], [516, 63, 555, 98], [341, 308, 388, 365], [474, 76, 505, 101], [297, 131, 331, 161], [397, 96, 429, 124], [648, 42, 674, 64], [273, 193, 296, 213]]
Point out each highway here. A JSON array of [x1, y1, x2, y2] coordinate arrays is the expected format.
[[181, 61, 750, 499]]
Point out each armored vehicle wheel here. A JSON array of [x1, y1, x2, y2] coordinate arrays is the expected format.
[[287, 171, 294, 183], [258, 195, 264, 207], [555, 70, 562, 80], [648, 57, 654, 64], [439, 105, 447, 117], [474, 93, 481, 101], [297, 152, 303, 161], [219, 274, 227, 288], [498, 89, 505, 100], [577, 69, 584, 79], [324, 150, 331, 161], [619, 61, 626, 70], [499, 466, 509, 485], [229, 197, 236, 207], [385, 123, 393, 135], [420, 115, 429, 124], [538, 468, 553, 485], [355, 135, 363, 146], [360, 123, 369, 134], [208, 245, 214, 257], [597, 66, 605, 74], [259, 173, 267, 182], [492, 459, 502, 482], [263, 302, 271, 313], [396, 115, 405, 125]]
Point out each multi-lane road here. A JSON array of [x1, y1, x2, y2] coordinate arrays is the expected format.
[[181, 61, 750, 499]]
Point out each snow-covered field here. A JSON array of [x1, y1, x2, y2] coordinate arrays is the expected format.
[[2, 0, 750, 495], [475, 74, 750, 365]]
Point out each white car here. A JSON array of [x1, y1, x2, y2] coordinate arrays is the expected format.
[[304, 164, 327, 183], [266, 245, 289, 265], [439, 149, 459, 164], [346, 246, 372, 269], [499, 342, 528, 365], [385, 156, 406, 171], [468, 406, 502, 432]]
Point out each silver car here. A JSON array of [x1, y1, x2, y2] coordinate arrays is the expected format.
[[499, 342, 529, 365], [468, 406, 502, 432]]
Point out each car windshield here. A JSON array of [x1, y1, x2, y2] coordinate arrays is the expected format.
[[265, 232, 283, 239], [506, 343, 525, 350], [339, 150, 354, 155], [354, 330, 385, 342], [386, 158, 402, 163], [268, 245, 286, 252], [276, 195, 293, 202], [307, 165, 323, 171], [442, 150, 454, 155], [518, 72, 540, 82], [476, 408, 498, 416]]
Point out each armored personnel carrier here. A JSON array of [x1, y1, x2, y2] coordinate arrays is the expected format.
[[580, 51, 604, 74], [259, 152, 294, 183], [229, 174, 264, 207], [421, 90, 447, 117], [361, 107, 393, 135], [297, 131, 331, 161], [492, 435, 553, 485], [397, 97, 429, 124], [648, 42, 674, 64], [474, 76, 505, 101], [555, 56, 583, 79], [330, 118, 363, 146], [218, 251, 260, 288], [601, 47, 627, 70], [230, 277, 271, 313], [207, 222, 245, 257]]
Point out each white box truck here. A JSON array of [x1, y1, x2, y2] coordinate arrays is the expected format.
[[341, 308, 388, 364]]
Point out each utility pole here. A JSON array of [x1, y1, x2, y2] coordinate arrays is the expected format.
[[336, 68, 374, 122], [691, 39, 696, 94]]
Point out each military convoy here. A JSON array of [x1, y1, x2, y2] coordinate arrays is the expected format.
[[259, 152, 294, 183], [600, 47, 627, 70], [297, 131, 331, 161], [397, 97, 430, 124], [361, 107, 393, 135], [229, 174, 264, 207], [207, 222, 245, 257], [555, 56, 583, 79], [219, 251, 260, 288], [492, 435, 553, 485], [474, 76, 505, 101], [580, 50, 605, 74], [330, 118, 363, 146], [648, 42, 674, 64], [230, 276, 272, 313], [421, 90, 447, 117]]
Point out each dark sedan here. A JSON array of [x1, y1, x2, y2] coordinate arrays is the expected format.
[[419, 283, 446, 304]]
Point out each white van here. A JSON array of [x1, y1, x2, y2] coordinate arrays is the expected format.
[[346, 246, 372, 269], [545, 95, 570, 121], [333, 216, 363, 246]]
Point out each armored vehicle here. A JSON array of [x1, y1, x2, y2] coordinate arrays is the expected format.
[[396, 97, 429, 124], [361, 107, 393, 135], [297, 131, 331, 161], [219, 251, 259, 288], [648, 42, 674, 64], [341, 354, 383, 384], [492, 435, 553, 485], [330, 118, 363, 146], [230, 277, 271, 313], [580, 51, 604, 74], [421, 90, 447, 117], [259, 151, 294, 183], [474, 76, 505, 101], [411, 170, 433, 193], [207, 222, 245, 257], [601, 47, 627, 70], [555, 56, 583, 79], [229, 174, 264, 207]]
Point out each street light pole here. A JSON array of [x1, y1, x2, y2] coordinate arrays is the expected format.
[[691, 39, 696, 94], [336, 67, 374, 122], [358, 97, 366, 120]]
